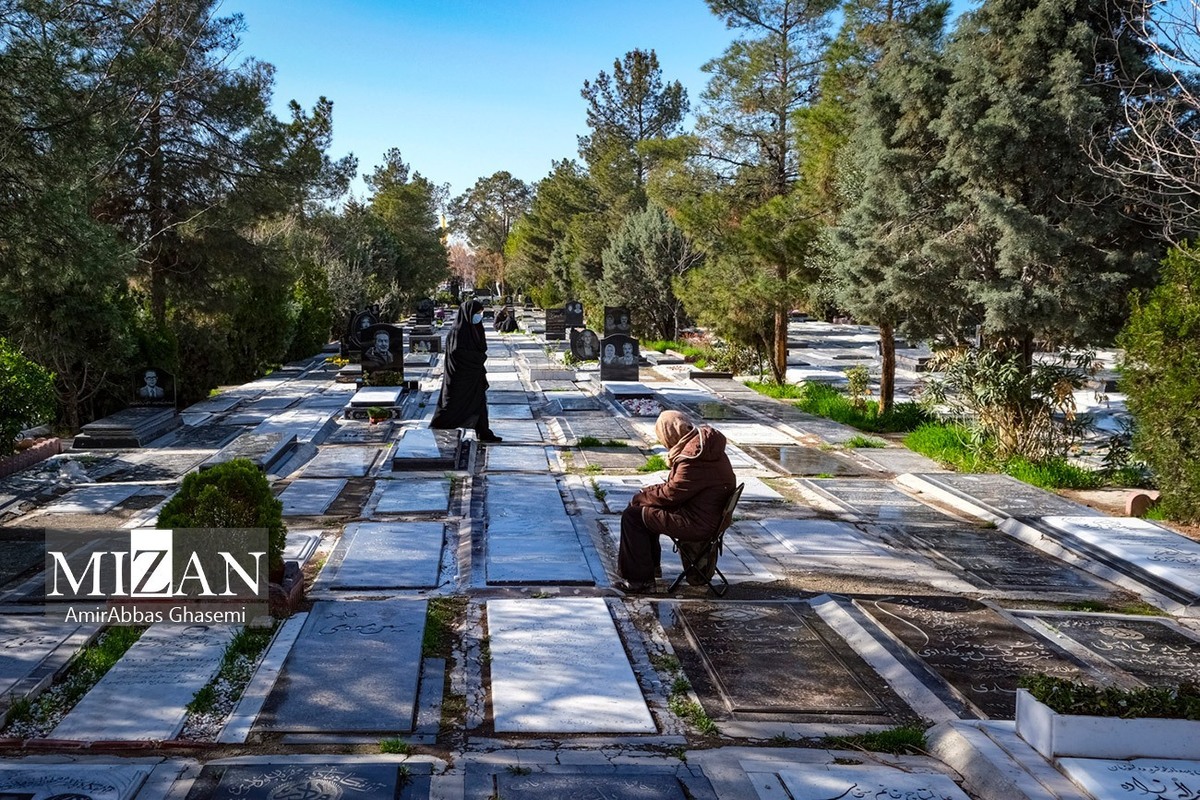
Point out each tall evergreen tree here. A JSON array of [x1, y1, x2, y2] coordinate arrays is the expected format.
[[449, 171, 532, 295]]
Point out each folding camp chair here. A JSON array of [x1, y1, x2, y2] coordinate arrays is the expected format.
[[666, 483, 744, 597]]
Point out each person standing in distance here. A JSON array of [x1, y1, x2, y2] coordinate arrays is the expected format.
[[431, 299, 503, 443]]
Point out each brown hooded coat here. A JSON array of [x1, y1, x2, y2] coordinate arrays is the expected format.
[[633, 425, 736, 540]]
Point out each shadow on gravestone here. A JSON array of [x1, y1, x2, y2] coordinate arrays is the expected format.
[[564, 300, 584, 328]]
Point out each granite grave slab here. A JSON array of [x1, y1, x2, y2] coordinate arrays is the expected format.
[[42, 484, 143, 514], [282, 530, 322, 565], [52, 623, 234, 740], [758, 518, 891, 558], [300, 446, 380, 478], [165, 423, 242, 450], [774, 765, 969, 800], [485, 445, 552, 472], [801, 479, 952, 524], [183, 761, 427, 800], [488, 598, 655, 732], [494, 772, 698, 800], [1058, 758, 1200, 800], [856, 596, 1086, 718], [488, 403, 534, 420], [203, 432, 297, 473], [709, 422, 797, 445], [279, 478, 346, 516], [688, 401, 750, 420], [576, 446, 649, 471], [564, 415, 638, 442], [486, 419, 546, 443], [1016, 515, 1200, 605], [485, 474, 592, 584], [375, 478, 451, 515], [72, 407, 182, 449], [899, 472, 1100, 521], [674, 602, 887, 715], [259, 599, 427, 733], [325, 420, 393, 444], [347, 387, 404, 408], [391, 428, 462, 471], [330, 522, 444, 589], [0, 764, 153, 800], [0, 618, 85, 698], [1022, 613, 1200, 686], [747, 445, 865, 476]]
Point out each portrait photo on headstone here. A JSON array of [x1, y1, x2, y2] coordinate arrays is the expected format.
[[603, 306, 631, 336], [360, 323, 404, 373], [131, 367, 175, 406], [564, 300, 584, 328]]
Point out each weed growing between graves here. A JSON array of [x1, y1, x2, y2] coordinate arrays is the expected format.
[[1021, 674, 1200, 719], [379, 737, 412, 754], [1062, 599, 1166, 616], [748, 381, 930, 433], [642, 340, 715, 364], [583, 463, 603, 476], [423, 597, 467, 658], [653, 652, 718, 736], [822, 724, 928, 755], [639, 455, 668, 472], [181, 623, 276, 740], [590, 478, 607, 501], [844, 435, 886, 448], [2, 625, 145, 737], [505, 765, 533, 776], [577, 436, 628, 447]]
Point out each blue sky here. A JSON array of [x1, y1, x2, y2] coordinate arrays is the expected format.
[[227, 0, 740, 199]]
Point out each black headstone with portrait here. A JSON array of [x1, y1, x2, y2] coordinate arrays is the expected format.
[[360, 323, 405, 378], [564, 300, 584, 328], [131, 367, 175, 407], [600, 334, 639, 381], [545, 307, 566, 341], [344, 306, 380, 353], [603, 306, 631, 336], [410, 334, 441, 354], [570, 328, 601, 361], [414, 298, 435, 327]]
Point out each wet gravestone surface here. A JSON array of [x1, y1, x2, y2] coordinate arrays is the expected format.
[[855, 596, 1086, 719], [801, 479, 950, 525], [184, 761, 430, 800], [0, 764, 153, 800], [1022, 613, 1200, 686], [747, 445, 865, 476], [665, 602, 900, 721], [688, 401, 749, 420], [1058, 758, 1200, 800], [259, 600, 427, 733]]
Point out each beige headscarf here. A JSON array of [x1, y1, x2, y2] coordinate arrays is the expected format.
[[655, 410, 698, 465]]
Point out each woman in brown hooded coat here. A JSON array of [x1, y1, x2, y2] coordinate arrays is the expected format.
[[616, 410, 736, 592]]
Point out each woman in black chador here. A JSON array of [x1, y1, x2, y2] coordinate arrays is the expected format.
[[431, 299, 503, 442]]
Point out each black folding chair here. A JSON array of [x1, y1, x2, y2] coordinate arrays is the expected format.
[[666, 483, 744, 597]]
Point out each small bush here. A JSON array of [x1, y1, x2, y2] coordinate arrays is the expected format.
[[639, 455, 669, 472], [0, 339, 55, 455], [157, 459, 286, 577], [1020, 674, 1200, 719], [1004, 457, 1101, 490]]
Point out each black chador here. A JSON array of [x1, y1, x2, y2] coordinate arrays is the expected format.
[[431, 300, 502, 442]]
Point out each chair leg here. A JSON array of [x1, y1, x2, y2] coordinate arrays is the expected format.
[[708, 565, 729, 597]]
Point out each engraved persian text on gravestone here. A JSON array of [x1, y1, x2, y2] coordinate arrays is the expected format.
[[857, 596, 1085, 718], [679, 603, 884, 714], [1027, 615, 1200, 685]]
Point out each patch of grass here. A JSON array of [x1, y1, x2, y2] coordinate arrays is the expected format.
[[904, 423, 991, 472], [441, 692, 467, 726], [639, 455, 668, 472], [749, 381, 931, 433], [650, 654, 680, 673], [578, 436, 628, 448], [1021, 674, 1200, 719], [187, 623, 276, 714], [380, 737, 412, 754], [583, 463, 603, 475], [768, 733, 799, 746], [746, 380, 807, 400], [479, 635, 491, 666], [668, 745, 688, 762], [1004, 457, 1102, 490], [423, 596, 467, 658], [671, 676, 692, 695], [590, 477, 607, 501], [1062, 599, 1166, 616], [845, 435, 886, 448], [668, 695, 718, 735], [823, 724, 927, 755]]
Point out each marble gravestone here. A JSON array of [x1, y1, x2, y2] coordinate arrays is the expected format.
[[0, 764, 153, 800], [674, 603, 887, 716], [774, 765, 969, 800], [202, 432, 297, 472], [330, 521, 444, 589], [260, 600, 427, 733], [409, 334, 441, 354], [1058, 758, 1200, 800], [856, 596, 1085, 718], [131, 365, 175, 407], [544, 307, 566, 341], [494, 773, 697, 800], [570, 327, 601, 361], [185, 762, 427, 800], [0, 618, 85, 698], [600, 334, 639, 382], [564, 299, 584, 328], [603, 306, 631, 336], [1023, 614, 1200, 686], [360, 322, 405, 377]]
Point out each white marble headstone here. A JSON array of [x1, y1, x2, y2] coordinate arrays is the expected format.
[[0, 764, 152, 800], [1058, 758, 1200, 799], [774, 765, 969, 800]]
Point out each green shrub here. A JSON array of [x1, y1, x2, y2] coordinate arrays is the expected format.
[[1020, 674, 1200, 719], [639, 455, 669, 472], [762, 381, 930, 433], [904, 423, 992, 472], [157, 459, 286, 577], [1120, 244, 1200, 522], [1004, 457, 1102, 490], [0, 339, 55, 455]]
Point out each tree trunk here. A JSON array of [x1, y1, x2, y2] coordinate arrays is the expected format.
[[879, 322, 895, 416], [773, 261, 788, 384]]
